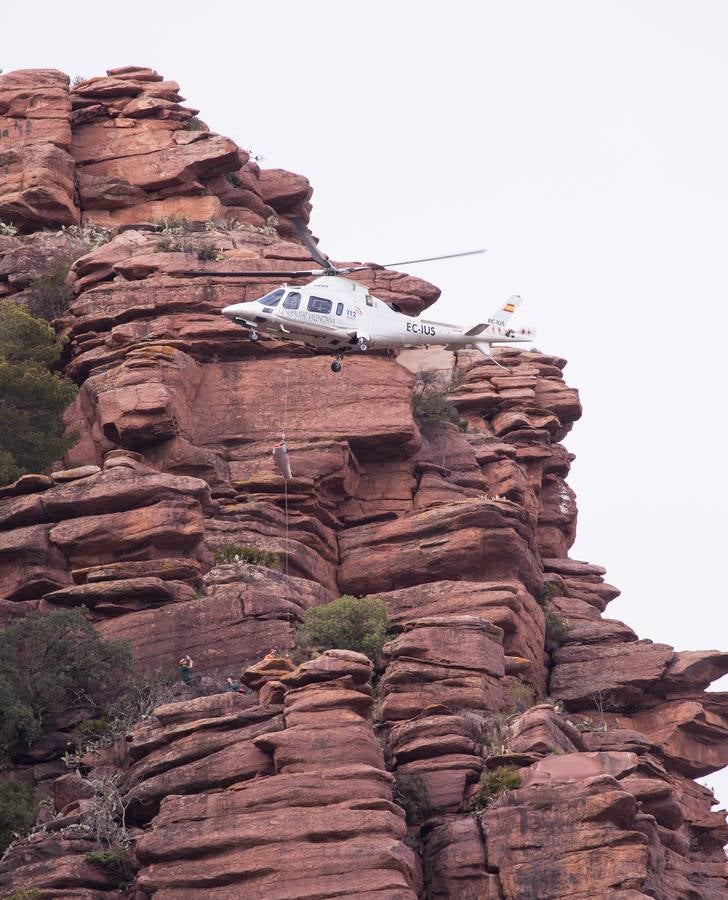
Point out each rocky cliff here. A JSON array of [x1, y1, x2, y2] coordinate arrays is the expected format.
[[0, 66, 726, 899]]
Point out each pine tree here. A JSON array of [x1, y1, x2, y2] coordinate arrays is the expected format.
[[0, 303, 78, 485]]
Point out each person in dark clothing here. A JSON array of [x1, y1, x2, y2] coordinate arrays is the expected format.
[[224, 675, 241, 692], [179, 654, 195, 685]]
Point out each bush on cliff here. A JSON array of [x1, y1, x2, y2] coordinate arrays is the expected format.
[[393, 773, 433, 825], [0, 779, 38, 854], [0, 609, 132, 762], [0, 303, 79, 486], [471, 765, 522, 811], [213, 543, 278, 567], [412, 368, 467, 431], [301, 595, 390, 660], [545, 612, 570, 650], [25, 255, 75, 321]]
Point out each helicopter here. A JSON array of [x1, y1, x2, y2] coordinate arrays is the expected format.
[[214, 224, 535, 372]]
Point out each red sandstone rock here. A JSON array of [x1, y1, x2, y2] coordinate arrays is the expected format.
[[508, 703, 584, 756], [550, 640, 675, 708], [0, 523, 70, 600], [521, 750, 638, 786], [339, 499, 542, 596], [380, 616, 505, 720], [99, 566, 328, 674], [616, 699, 728, 777], [0, 64, 725, 900], [374, 580, 546, 691], [482, 776, 651, 897], [422, 817, 501, 898], [0, 143, 79, 229], [390, 710, 483, 815], [0, 69, 72, 149], [0, 833, 124, 897], [131, 651, 419, 897]]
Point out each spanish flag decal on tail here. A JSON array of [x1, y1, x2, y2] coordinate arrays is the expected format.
[[503, 302, 516, 314]]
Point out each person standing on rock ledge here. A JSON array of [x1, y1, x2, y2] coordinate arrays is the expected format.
[[178, 654, 195, 685]]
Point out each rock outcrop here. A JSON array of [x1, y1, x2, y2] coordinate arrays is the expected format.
[[0, 64, 726, 900]]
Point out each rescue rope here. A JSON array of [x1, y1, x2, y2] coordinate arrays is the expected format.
[[281, 353, 291, 623]]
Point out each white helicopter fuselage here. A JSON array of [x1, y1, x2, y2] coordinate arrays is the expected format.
[[222, 276, 534, 359]]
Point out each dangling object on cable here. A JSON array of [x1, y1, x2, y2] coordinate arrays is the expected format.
[[272, 442, 293, 481]]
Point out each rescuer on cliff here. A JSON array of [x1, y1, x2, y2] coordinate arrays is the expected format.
[[178, 654, 195, 684]]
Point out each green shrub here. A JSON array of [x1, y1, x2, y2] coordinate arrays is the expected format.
[[0, 779, 38, 853], [153, 215, 190, 234], [301, 595, 390, 660], [0, 220, 18, 236], [26, 255, 75, 321], [393, 773, 432, 824], [195, 244, 219, 261], [545, 613, 570, 649], [482, 712, 511, 757], [7, 890, 42, 900], [155, 235, 174, 252], [471, 765, 521, 811], [66, 670, 177, 762], [412, 369, 466, 430], [225, 172, 243, 187], [72, 715, 109, 743], [86, 848, 123, 865], [537, 581, 558, 609], [0, 608, 131, 762], [85, 848, 135, 884], [185, 116, 205, 131], [213, 544, 278, 567], [505, 679, 536, 713], [0, 303, 79, 485]]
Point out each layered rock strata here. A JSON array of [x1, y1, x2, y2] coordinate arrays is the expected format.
[[0, 65, 726, 899]]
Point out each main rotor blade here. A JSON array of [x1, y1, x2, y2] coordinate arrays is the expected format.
[[186, 269, 322, 278], [187, 248, 485, 279], [289, 217, 331, 270], [342, 248, 486, 273]]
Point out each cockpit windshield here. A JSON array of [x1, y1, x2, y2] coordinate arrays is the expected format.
[[257, 289, 285, 307]]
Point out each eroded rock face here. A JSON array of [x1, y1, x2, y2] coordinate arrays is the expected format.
[[381, 616, 505, 720], [0, 68, 79, 229], [132, 652, 420, 898], [0, 64, 726, 900]]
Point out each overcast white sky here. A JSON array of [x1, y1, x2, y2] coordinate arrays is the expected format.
[[4, 0, 727, 807]]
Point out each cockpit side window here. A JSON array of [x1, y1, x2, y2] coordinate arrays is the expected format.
[[283, 291, 301, 310], [258, 288, 284, 307], [365, 295, 374, 307], [335, 302, 344, 316], [308, 296, 333, 314]]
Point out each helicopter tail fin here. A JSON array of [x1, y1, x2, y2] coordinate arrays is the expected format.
[[464, 295, 523, 337], [487, 294, 522, 329]]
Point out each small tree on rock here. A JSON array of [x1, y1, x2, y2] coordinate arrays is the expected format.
[[0, 303, 79, 484], [301, 595, 390, 660], [0, 779, 38, 853], [0, 608, 131, 762]]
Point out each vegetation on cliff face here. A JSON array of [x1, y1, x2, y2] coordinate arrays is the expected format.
[[0, 780, 38, 853], [411, 368, 467, 430], [472, 765, 522, 811], [0, 609, 131, 762], [0, 304, 79, 485], [301, 595, 391, 660]]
